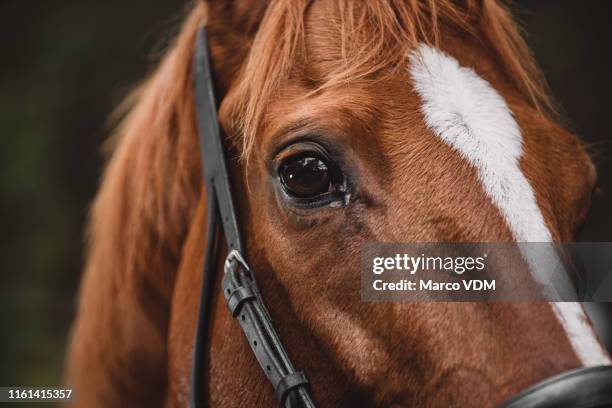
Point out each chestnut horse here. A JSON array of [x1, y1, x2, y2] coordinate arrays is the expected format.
[[66, 0, 611, 406]]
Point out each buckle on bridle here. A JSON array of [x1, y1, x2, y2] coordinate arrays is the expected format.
[[224, 249, 250, 274], [222, 249, 273, 323]]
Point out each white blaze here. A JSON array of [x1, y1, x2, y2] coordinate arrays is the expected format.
[[408, 43, 610, 366]]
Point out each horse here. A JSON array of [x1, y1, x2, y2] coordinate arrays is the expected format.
[[66, 0, 611, 406]]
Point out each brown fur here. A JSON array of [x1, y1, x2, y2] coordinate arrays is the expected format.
[[66, 1, 604, 407]]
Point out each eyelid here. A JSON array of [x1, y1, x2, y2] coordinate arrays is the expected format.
[[273, 141, 332, 172]]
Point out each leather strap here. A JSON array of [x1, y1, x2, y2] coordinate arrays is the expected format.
[[227, 285, 256, 317], [193, 25, 242, 254], [190, 26, 316, 408], [499, 365, 612, 408], [222, 251, 316, 408], [276, 372, 310, 404]]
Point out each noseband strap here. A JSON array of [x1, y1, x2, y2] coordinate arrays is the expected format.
[[190, 26, 316, 408]]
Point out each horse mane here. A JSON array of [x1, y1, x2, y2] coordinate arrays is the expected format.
[[230, 0, 553, 159], [86, 6, 205, 309], [66, 7, 210, 402]]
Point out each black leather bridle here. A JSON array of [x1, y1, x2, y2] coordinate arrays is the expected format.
[[189, 25, 612, 408], [190, 27, 315, 408]]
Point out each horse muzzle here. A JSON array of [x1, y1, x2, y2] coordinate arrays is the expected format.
[[499, 365, 612, 408]]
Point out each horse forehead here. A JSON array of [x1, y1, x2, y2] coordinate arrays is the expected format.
[[406, 43, 541, 238]]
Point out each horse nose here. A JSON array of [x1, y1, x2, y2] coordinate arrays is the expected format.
[[499, 365, 612, 408]]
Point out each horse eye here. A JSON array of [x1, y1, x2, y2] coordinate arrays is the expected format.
[[279, 155, 334, 198]]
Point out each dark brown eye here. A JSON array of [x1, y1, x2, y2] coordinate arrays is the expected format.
[[279, 155, 332, 198]]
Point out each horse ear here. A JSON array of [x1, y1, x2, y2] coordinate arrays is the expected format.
[[200, 0, 271, 93]]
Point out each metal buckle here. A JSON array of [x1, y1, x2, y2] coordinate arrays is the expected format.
[[223, 249, 272, 322], [224, 249, 250, 274]]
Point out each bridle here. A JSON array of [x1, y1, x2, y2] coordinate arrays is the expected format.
[[188, 25, 612, 408], [189, 27, 315, 408]]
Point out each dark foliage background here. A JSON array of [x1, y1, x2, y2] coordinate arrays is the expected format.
[[0, 0, 610, 388]]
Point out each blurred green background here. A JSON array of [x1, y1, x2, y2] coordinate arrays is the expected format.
[[0, 0, 611, 390]]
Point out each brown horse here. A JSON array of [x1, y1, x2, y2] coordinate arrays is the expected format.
[[66, 0, 611, 406]]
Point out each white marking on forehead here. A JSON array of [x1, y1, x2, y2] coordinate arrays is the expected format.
[[408, 43, 610, 366], [408, 44, 548, 241]]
